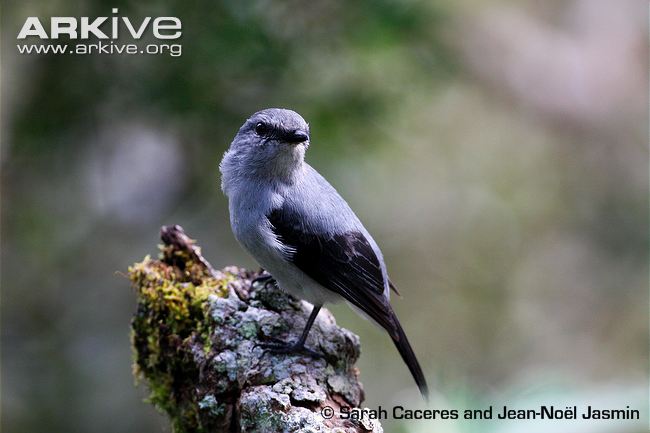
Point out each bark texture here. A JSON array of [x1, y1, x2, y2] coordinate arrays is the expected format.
[[128, 225, 382, 433]]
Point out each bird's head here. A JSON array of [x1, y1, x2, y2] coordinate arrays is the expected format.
[[222, 108, 310, 184], [236, 108, 310, 149]]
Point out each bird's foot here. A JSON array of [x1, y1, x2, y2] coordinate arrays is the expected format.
[[259, 339, 323, 359], [251, 273, 277, 289]]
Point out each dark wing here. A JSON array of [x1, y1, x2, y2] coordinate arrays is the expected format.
[[267, 207, 398, 334], [267, 206, 430, 399], [388, 279, 402, 296]]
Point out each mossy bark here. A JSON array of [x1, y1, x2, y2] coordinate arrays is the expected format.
[[128, 225, 383, 433]]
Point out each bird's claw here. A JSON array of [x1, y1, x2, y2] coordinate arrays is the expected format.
[[251, 273, 277, 289]]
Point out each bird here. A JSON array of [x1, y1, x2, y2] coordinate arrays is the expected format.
[[219, 108, 429, 399]]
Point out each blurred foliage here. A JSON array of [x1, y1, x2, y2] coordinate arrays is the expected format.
[[8, 0, 454, 159]]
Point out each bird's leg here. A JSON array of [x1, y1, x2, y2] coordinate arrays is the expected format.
[[295, 304, 321, 348], [261, 304, 323, 358]]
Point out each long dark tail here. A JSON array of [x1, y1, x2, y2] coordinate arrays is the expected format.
[[389, 310, 429, 400]]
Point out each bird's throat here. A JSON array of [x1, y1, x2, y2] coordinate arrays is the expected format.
[[266, 145, 305, 184]]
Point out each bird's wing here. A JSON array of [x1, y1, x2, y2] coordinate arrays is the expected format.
[[388, 279, 402, 296], [267, 207, 398, 335], [267, 202, 429, 399], [267, 205, 430, 399]]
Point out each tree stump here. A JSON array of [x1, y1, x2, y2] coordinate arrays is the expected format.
[[128, 225, 383, 433]]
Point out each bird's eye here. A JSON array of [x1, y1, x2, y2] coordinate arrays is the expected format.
[[255, 122, 269, 136]]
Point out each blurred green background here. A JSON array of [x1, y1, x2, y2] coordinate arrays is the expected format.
[[2, 0, 648, 432]]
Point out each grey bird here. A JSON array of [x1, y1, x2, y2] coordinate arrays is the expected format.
[[220, 108, 429, 399]]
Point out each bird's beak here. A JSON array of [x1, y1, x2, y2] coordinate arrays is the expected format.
[[283, 129, 309, 144]]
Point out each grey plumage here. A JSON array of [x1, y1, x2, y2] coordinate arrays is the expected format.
[[220, 108, 429, 399]]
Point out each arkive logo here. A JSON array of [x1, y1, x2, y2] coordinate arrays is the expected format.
[[17, 8, 181, 40], [16, 8, 183, 57]]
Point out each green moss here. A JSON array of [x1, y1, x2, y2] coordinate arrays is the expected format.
[[128, 245, 232, 433]]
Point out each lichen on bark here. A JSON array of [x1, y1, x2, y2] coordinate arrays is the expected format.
[[128, 225, 383, 433]]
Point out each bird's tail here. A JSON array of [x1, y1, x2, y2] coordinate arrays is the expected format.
[[389, 310, 429, 400]]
